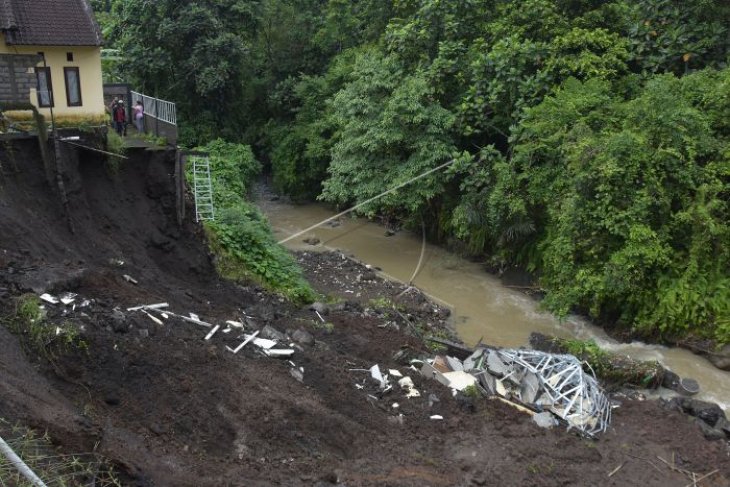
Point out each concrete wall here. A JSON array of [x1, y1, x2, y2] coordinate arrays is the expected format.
[[0, 53, 41, 104], [0, 34, 105, 118]]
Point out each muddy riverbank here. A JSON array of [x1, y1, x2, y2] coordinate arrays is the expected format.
[[257, 190, 730, 412]]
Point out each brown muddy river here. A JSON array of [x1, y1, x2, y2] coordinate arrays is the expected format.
[[257, 192, 730, 411]]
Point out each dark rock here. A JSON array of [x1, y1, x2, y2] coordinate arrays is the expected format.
[[694, 418, 727, 441], [662, 369, 681, 391], [384, 230, 396, 237], [104, 395, 120, 406], [260, 325, 286, 341], [138, 329, 149, 338], [291, 328, 314, 346], [716, 418, 730, 438], [663, 397, 726, 427], [309, 302, 329, 315], [707, 344, 730, 371], [303, 237, 320, 246], [528, 332, 568, 355], [360, 271, 376, 281]]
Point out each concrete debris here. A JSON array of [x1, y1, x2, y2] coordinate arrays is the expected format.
[[59, 292, 77, 305], [441, 371, 477, 391], [123, 274, 138, 285], [189, 313, 200, 322], [430, 415, 444, 420], [264, 349, 295, 358], [143, 311, 163, 326], [245, 335, 278, 350], [226, 320, 245, 329], [398, 377, 421, 398], [422, 348, 613, 437], [533, 412, 559, 429], [40, 293, 59, 304], [126, 303, 169, 312], [388, 369, 403, 378], [229, 331, 260, 354], [370, 365, 388, 390], [204, 325, 221, 341]]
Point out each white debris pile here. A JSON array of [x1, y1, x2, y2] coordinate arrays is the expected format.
[[126, 303, 297, 359], [420, 348, 612, 437], [39, 292, 91, 310]]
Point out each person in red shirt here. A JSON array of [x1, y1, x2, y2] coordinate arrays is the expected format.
[[113, 100, 126, 136]]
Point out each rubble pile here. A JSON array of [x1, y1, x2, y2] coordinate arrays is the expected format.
[[419, 347, 613, 437]]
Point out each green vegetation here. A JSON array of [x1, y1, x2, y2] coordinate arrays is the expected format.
[[0, 419, 121, 487], [3, 295, 86, 360], [97, 0, 730, 343], [105, 130, 125, 171], [188, 140, 315, 303]]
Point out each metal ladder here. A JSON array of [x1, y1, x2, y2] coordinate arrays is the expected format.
[[192, 156, 215, 222]]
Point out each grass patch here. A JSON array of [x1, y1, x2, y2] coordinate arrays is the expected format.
[[0, 419, 121, 487], [105, 131, 126, 173], [4, 294, 87, 360]]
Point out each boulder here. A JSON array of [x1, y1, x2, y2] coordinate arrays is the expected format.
[[260, 325, 286, 341], [663, 397, 726, 428], [661, 369, 681, 391], [309, 302, 329, 315], [291, 328, 314, 347], [707, 344, 730, 371], [694, 418, 728, 441]]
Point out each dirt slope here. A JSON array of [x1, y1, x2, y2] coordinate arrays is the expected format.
[[0, 141, 728, 486]]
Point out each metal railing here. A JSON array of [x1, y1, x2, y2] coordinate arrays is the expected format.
[[130, 90, 177, 126]]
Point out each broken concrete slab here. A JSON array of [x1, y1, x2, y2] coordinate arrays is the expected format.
[[446, 356, 465, 372], [420, 362, 450, 388], [520, 372, 540, 404], [39, 293, 59, 304], [533, 412, 558, 429], [486, 350, 510, 377], [442, 371, 477, 391], [370, 365, 387, 390]]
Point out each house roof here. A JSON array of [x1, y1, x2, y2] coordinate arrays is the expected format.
[[0, 0, 102, 47]]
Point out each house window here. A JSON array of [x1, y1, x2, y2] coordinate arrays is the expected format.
[[35, 67, 53, 107], [64, 67, 82, 107], [66, 52, 74, 62]]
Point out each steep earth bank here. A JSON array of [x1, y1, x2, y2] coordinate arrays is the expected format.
[[0, 142, 728, 486]]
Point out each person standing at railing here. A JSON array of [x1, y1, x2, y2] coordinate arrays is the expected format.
[[133, 100, 145, 133]]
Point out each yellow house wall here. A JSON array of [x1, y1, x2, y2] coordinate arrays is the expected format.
[[0, 34, 105, 119]]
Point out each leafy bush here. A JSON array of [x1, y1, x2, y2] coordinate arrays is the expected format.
[[4, 295, 86, 359], [190, 139, 315, 303]]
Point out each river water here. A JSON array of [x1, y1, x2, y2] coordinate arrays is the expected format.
[[257, 195, 730, 411]]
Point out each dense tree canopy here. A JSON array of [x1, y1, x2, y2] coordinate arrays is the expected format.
[[97, 0, 730, 343]]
